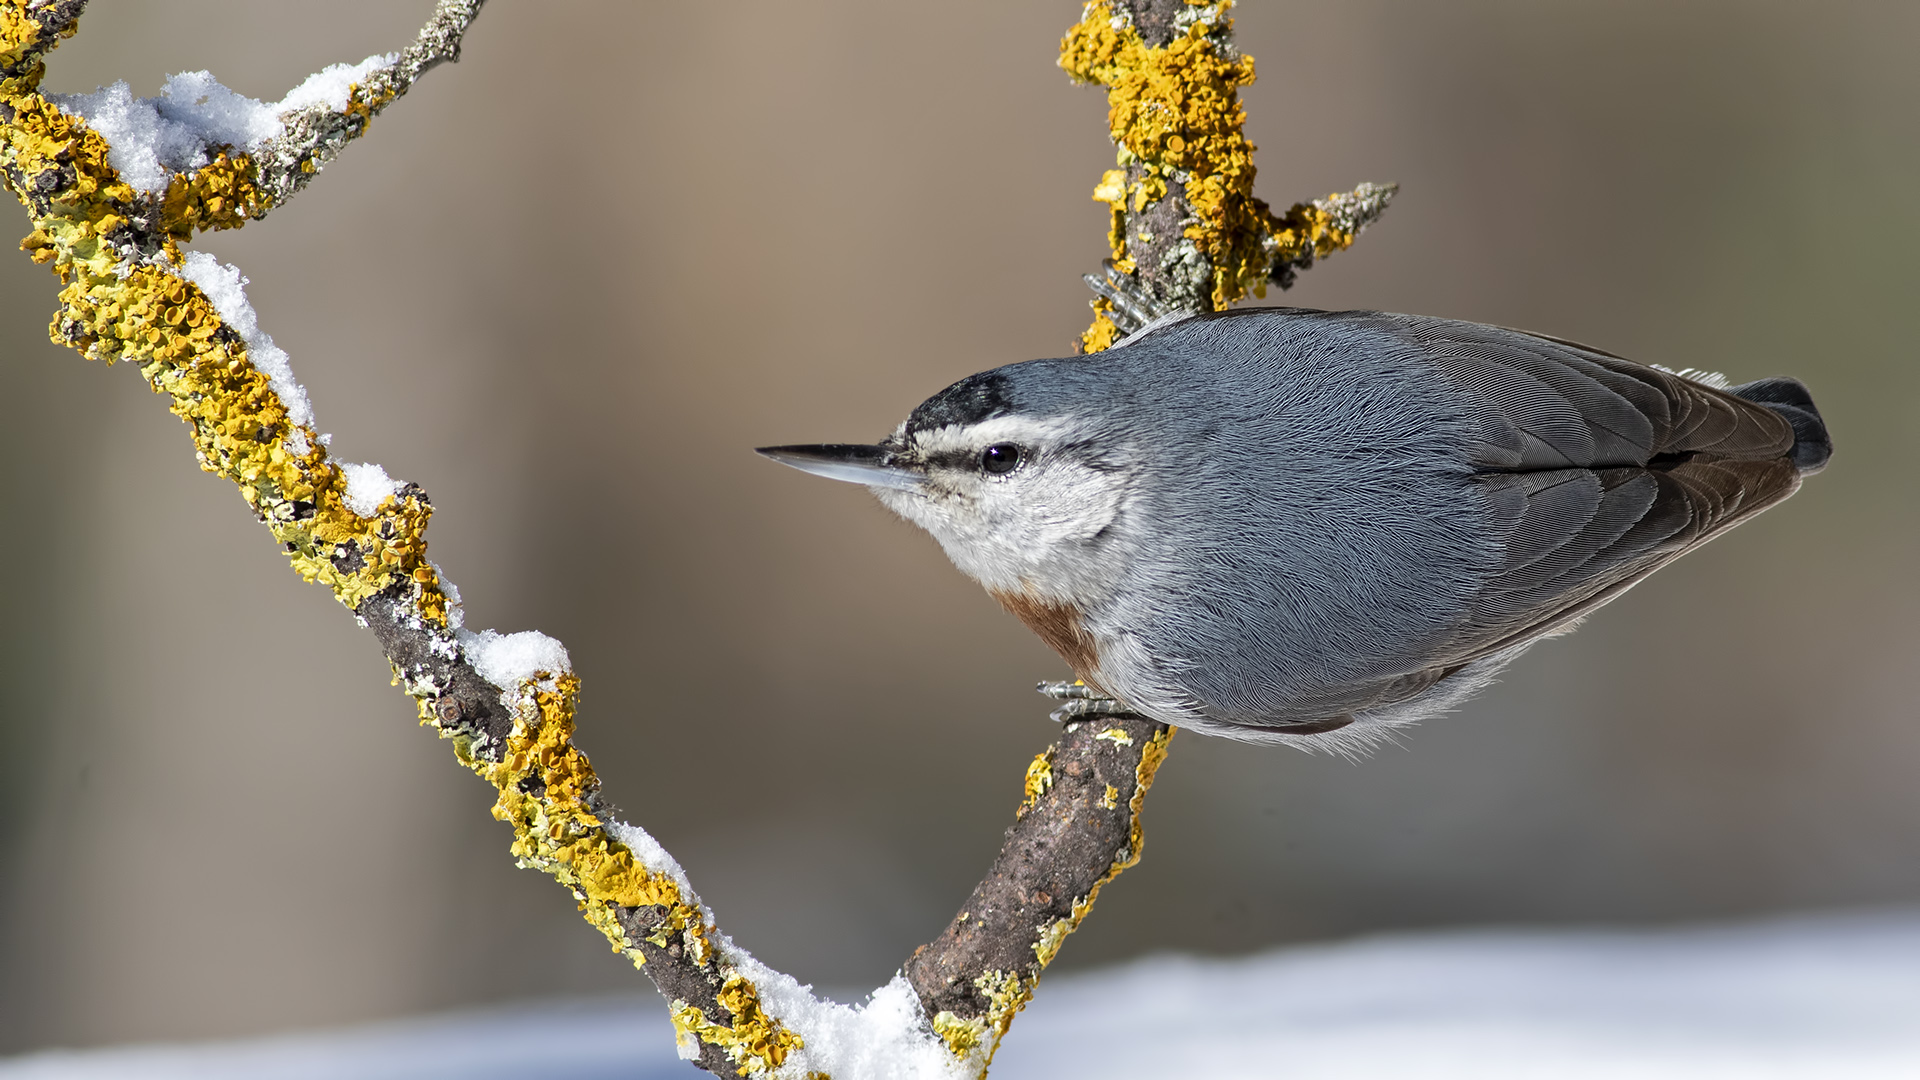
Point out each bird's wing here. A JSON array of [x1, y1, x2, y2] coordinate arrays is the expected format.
[[1384, 316, 1802, 667]]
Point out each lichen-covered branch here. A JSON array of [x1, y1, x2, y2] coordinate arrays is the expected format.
[[0, 4, 831, 1077], [1061, 0, 1395, 350], [904, 714, 1172, 1068], [17, 0, 487, 258], [247, 0, 484, 212]]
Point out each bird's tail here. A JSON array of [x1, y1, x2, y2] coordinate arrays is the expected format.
[[1730, 377, 1832, 474]]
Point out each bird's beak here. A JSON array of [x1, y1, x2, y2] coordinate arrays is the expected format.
[[755, 444, 924, 491]]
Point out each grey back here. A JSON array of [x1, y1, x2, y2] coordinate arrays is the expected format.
[[985, 307, 1809, 736]]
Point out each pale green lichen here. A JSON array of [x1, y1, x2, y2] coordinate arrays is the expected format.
[[931, 1009, 986, 1062], [969, 968, 1029, 1068]]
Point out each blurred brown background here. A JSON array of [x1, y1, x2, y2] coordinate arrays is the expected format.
[[1, 0, 1914, 1056]]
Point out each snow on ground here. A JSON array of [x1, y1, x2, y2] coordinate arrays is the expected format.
[[6, 909, 1919, 1079]]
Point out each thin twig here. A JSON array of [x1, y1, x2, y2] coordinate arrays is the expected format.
[[250, 0, 488, 209]]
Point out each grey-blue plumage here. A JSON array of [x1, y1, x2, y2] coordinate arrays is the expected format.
[[758, 307, 1829, 750]]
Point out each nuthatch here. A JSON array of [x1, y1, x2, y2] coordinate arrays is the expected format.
[[759, 308, 1830, 751]]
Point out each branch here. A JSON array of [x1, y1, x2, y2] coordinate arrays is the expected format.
[[248, 0, 485, 212], [905, 714, 1172, 1062], [10, 0, 486, 254], [0, 4, 840, 1077], [1061, 0, 1395, 349], [0, 1, 86, 91]]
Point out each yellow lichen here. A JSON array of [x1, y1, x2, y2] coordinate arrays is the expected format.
[[670, 975, 805, 1078], [482, 675, 696, 943], [465, 659, 800, 1071], [1060, 1, 1371, 345], [0, 44, 445, 623], [3, 12, 802, 1074], [1080, 306, 1121, 353], [0, 3, 75, 97], [160, 152, 272, 239], [1030, 726, 1174, 972], [931, 1010, 986, 1060], [1018, 745, 1055, 819], [953, 724, 1178, 1067], [1126, 725, 1173, 862]]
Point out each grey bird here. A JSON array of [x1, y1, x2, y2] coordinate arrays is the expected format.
[[758, 308, 1830, 752]]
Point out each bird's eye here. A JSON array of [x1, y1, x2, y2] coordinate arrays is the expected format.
[[980, 443, 1023, 475]]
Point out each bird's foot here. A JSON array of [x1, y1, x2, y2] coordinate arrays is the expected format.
[[1037, 680, 1145, 723], [1081, 259, 1190, 337]]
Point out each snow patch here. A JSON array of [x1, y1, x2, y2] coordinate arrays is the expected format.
[[6, 910, 1920, 1079], [276, 55, 396, 115], [735, 972, 966, 1080], [455, 629, 572, 690], [49, 55, 396, 194], [177, 252, 314, 434], [603, 819, 696, 903], [605, 815, 962, 1076], [338, 463, 402, 517]]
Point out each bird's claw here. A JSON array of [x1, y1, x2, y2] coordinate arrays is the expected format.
[[1036, 680, 1144, 722], [1082, 259, 1172, 336]]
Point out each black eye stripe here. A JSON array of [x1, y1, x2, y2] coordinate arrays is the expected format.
[[923, 449, 975, 471]]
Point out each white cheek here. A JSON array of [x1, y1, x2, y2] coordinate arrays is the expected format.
[[871, 485, 1016, 587], [1012, 475, 1119, 544], [872, 462, 1135, 600]]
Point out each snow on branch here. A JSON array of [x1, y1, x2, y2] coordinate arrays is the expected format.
[[0, 3, 950, 1076], [0, 0, 1394, 1076], [27, 0, 483, 247]]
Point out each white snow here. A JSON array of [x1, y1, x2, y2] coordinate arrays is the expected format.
[[997, 909, 1920, 1080], [274, 55, 398, 116], [49, 55, 397, 194], [6, 910, 1919, 1079], [598, 818, 962, 1075], [453, 628, 572, 690], [338, 462, 402, 517], [429, 564, 465, 628], [696, 964, 964, 1080], [177, 252, 313, 445], [603, 819, 697, 907], [773, 972, 968, 1080]]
